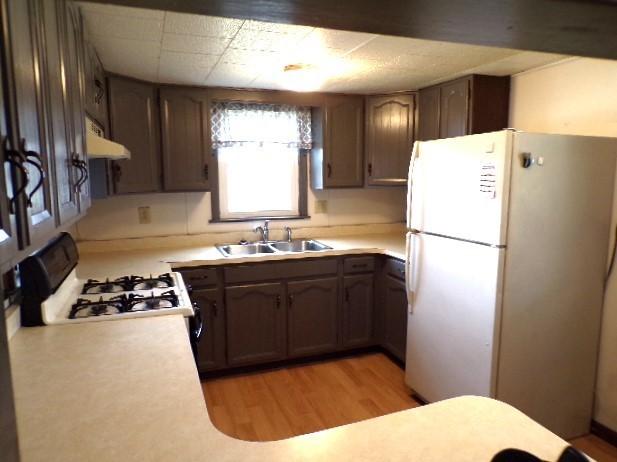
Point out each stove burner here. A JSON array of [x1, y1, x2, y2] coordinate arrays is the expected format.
[[129, 273, 175, 291], [69, 295, 128, 319], [81, 277, 131, 294], [81, 273, 175, 294], [127, 290, 179, 312]]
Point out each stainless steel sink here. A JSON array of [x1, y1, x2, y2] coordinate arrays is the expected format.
[[270, 239, 332, 253], [216, 242, 276, 256], [215, 239, 332, 257]]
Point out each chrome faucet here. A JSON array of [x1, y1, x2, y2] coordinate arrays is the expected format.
[[254, 220, 270, 243], [284, 226, 292, 242]]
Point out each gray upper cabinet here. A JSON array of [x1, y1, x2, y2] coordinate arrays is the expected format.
[[6, 0, 56, 249], [160, 87, 211, 191], [84, 42, 107, 130], [383, 274, 408, 362], [439, 79, 469, 139], [343, 274, 374, 348], [108, 77, 161, 194], [40, 0, 80, 227], [311, 95, 364, 188], [417, 85, 440, 142], [287, 277, 339, 357], [225, 282, 286, 366], [191, 287, 226, 372], [418, 74, 510, 142], [365, 93, 416, 186]]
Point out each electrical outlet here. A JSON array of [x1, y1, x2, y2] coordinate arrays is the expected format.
[[137, 206, 151, 224], [315, 200, 328, 213]]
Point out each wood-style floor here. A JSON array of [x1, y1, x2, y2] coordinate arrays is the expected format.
[[201, 352, 617, 461]]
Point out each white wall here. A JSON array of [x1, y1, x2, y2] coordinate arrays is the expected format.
[[509, 57, 617, 431], [75, 187, 406, 241]]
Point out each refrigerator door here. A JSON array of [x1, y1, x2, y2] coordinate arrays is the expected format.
[[409, 131, 512, 246], [405, 232, 505, 402]]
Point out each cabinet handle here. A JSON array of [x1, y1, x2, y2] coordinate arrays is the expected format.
[[345, 288, 350, 303], [94, 78, 104, 104], [368, 163, 373, 176], [276, 295, 281, 309], [288, 294, 293, 308], [4, 138, 29, 214], [327, 163, 332, 178], [72, 154, 85, 192], [21, 139, 45, 208], [204, 164, 209, 180]]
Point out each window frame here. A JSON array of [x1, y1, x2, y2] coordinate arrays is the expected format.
[[209, 146, 309, 223]]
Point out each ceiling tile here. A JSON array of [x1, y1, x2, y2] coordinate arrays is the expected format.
[[164, 13, 243, 38], [82, 12, 163, 42], [159, 50, 219, 71], [94, 36, 160, 81], [162, 33, 229, 55], [300, 28, 376, 53], [229, 29, 307, 52], [220, 48, 282, 69], [78, 2, 165, 20], [206, 63, 257, 87], [242, 19, 312, 35]]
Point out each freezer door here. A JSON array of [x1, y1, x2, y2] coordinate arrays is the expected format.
[[405, 232, 504, 402], [409, 131, 512, 246]]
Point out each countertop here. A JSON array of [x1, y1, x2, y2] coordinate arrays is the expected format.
[[76, 232, 408, 278], [9, 231, 573, 461], [10, 315, 572, 462]]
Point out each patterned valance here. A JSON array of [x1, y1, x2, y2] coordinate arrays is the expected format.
[[211, 101, 312, 149]]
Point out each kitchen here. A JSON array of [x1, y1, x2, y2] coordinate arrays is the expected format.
[[2, 0, 617, 461]]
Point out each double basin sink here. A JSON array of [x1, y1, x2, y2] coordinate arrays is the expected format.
[[216, 239, 332, 257]]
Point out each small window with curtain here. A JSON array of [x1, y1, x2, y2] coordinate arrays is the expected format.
[[210, 102, 311, 221]]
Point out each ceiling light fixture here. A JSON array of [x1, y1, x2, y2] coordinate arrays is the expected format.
[[281, 62, 325, 92]]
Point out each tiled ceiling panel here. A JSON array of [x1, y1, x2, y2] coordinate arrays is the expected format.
[[78, 2, 568, 93]]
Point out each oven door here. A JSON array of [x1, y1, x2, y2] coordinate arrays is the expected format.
[[189, 300, 203, 362]]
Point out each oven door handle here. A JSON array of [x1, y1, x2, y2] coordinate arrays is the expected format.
[[191, 301, 203, 341]]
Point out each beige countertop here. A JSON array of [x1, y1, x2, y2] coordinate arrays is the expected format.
[[10, 314, 572, 462], [76, 232, 407, 278]]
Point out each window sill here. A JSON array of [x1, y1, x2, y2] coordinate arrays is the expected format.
[[209, 215, 311, 224]]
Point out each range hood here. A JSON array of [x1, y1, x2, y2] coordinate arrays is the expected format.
[[85, 116, 131, 160]]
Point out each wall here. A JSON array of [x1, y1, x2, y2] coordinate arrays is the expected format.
[[509, 57, 617, 431], [75, 187, 406, 241]]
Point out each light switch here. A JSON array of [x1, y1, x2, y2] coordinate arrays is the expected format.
[[137, 206, 151, 224], [485, 142, 495, 153]]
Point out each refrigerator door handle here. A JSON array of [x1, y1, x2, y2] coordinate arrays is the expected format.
[[406, 142, 420, 228], [405, 232, 415, 313]]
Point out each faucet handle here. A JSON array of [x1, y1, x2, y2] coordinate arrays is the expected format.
[[284, 226, 292, 242]]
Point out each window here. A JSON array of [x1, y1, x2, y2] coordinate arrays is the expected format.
[[211, 102, 311, 221]]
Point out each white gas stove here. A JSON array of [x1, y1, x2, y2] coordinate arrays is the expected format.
[[40, 269, 193, 325]]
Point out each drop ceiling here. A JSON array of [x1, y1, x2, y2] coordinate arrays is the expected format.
[[78, 2, 568, 94]]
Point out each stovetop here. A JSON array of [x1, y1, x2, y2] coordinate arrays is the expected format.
[[40, 270, 193, 324]]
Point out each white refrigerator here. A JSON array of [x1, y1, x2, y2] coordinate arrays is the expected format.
[[404, 130, 617, 438]]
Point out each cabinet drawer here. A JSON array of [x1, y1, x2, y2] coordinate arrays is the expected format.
[[384, 258, 406, 280], [177, 268, 218, 288], [224, 259, 337, 284], [344, 256, 375, 274]]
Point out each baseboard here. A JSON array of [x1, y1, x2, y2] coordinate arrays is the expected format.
[[591, 420, 617, 448]]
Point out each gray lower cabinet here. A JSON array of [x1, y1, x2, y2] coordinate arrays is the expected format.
[[225, 282, 286, 366], [287, 277, 338, 357], [191, 288, 225, 371], [343, 274, 374, 348], [382, 274, 408, 362]]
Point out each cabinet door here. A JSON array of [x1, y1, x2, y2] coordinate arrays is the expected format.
[[417, 86, 440, 141], [108, 77, 161, 194], [225, 282, 286, 366], [41, 0, 80, 226], [0, 298, 19, 462], [343, 274, 374, 347], [63, 1, 90, 212], [160, 87, 210, 191], [288, 277, 338, 357], [7, 0, 56, 248], [324, 96, 363, 187], [191, 288, 226, 372], [366, 93, 415, 186], [383, 275, 408, 362], [0, 53, 18, 265], [439, 78, 469, 139], [84, 43, 107, 129]]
